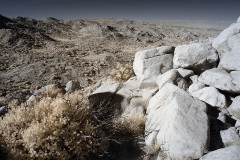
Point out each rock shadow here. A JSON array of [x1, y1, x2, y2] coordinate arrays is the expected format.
[[88, 92, 144, 160]]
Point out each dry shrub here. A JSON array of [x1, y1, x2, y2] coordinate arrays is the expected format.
[[116, 106, 145, 135], [0, 91, 105, 159], [108, 63, 133, 82]]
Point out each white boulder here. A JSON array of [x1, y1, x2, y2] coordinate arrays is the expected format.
[[189, 86, 227, 108], [227, 96, 240, 120], [146, 83, 208, 159], [173, 43, 218, 72], [219, 53, 240, 71], [133, 46, 174, 89], [212, 22, 240, 57], [133, 46, 174, 76], [220, 127, 240, 147], [200, 145, 240, 160], [199, 68, 240, 94]]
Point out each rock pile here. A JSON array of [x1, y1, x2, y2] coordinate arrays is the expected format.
[[88, 17, 240, 159]]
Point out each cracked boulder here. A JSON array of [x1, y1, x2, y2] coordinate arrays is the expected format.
[[133, 46, 174, 89], [189, 86, 227, 109], [199, 68, 240, 94], [145, 83, 208, 160], [173, 43, 218, 73], [212, 20, 240, 58]]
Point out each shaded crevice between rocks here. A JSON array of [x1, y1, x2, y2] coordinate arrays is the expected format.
[[206, 105, 237, 151], [88, 92, 144, 159]]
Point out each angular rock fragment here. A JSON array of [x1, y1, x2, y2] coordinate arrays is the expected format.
[[146, 83, 208, 160], [220, 127, 240, 147], [173, 43, 218, 72], [200, 145, 240, 160], [227, 96, 240, 120], [133, 46, 174, 89], [199, 68, 240, 94], [212, 21, 240, 57]]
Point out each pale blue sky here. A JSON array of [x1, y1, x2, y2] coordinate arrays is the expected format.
[[0, 0, 239, 20]]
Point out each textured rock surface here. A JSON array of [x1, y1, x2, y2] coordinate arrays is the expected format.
[[199, 68, 240, 93], [176, 68, 194, 78], [133, 46, 174, 89], [156, 69, 188, 90], [190, 86, 226, 108], [133, 46, 174, 77], [65, 80, 80, 93], [200, 145, 240, 160], [146, 83, 208, 160], [173, 43, 218, 72], [227, 96, 240, 120], [212, 22, 240, 57], [220, 127, 240, 147], [88, 82, 120, 105], [219, 53, 240, 71]]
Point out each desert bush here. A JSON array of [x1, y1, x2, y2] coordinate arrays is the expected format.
[[108, 63, 133, 82], [0, 90, 106, 159], [116, 106, 145, 135]]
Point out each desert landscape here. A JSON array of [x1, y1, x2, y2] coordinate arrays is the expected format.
[[1, 13, 240, 160]]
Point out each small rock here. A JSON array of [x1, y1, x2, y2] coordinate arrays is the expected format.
[[227, 96, 240, 120], [0, 106, 7, 116], [156, 69, 188, 90], [65, 80, 80, 93], [200, 145, 240, 160], [220, 127, 240, 147], [217, 112, 226, 123], [176, 68, 194, 78]]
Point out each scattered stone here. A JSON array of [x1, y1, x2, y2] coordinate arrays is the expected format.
[[199, 68, 240, 94], [173, 43, 218, 72], [146, 83, 208, 160], [0, 106, 7, 116], [65, 80, 80, 93], [200, 145, 240, 160]]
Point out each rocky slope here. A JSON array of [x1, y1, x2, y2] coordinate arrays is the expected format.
[[0, 14, 237, 159], [0, 15, 229, 106], [86, 17, 240, 159]]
